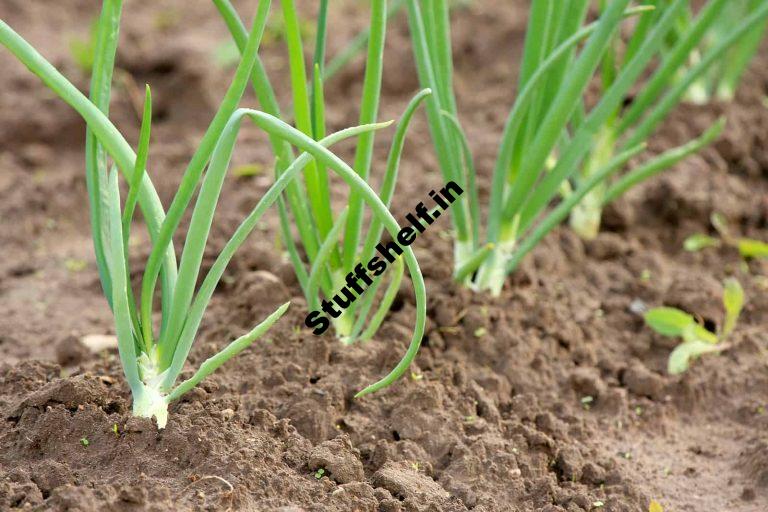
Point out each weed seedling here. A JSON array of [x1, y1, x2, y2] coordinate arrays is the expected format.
[[685, 212, 768, 260], [644, 278, 745, 374]]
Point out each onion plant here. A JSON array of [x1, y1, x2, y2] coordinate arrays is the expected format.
[[0, 0, 428, 425], [567, 0, 767, 238], [664, 0, 768, 103], [213, 0, 429, 348], [568, 0, 748, 240], [406, 0, 768, 295]]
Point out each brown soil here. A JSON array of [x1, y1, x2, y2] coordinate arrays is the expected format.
[[2, 1, 768, 511]]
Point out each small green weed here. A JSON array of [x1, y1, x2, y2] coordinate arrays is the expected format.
[[644, 278, 745, 374], [685, 212, 768, 259]]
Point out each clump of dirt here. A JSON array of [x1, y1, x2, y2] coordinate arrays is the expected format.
[[2, 0, 768, 511]]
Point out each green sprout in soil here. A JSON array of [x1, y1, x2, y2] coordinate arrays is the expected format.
[[405, 0, 768, 295], [644, 277, 745, 374], [685, 212, 768, 259], [80, 437, 90, 447], [314, 468, 325, 479], [65, 258, 88, 273], [0, 0, 426, 425]]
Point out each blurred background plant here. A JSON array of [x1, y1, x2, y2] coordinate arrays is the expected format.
[[404, 0, 768, 295], [666, 0, 768, 103]]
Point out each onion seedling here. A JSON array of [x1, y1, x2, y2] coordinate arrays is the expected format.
[[405, 0, 768, 295], [685, 212, 768, 260], [644, 278, 744, 374], [213, 0, 430, 350], [0, 0, 428, 424]]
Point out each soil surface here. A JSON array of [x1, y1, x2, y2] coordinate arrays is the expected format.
[[1, 1, 768, 511]]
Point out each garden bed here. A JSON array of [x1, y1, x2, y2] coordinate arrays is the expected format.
[[1, 1, 767, 510]]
